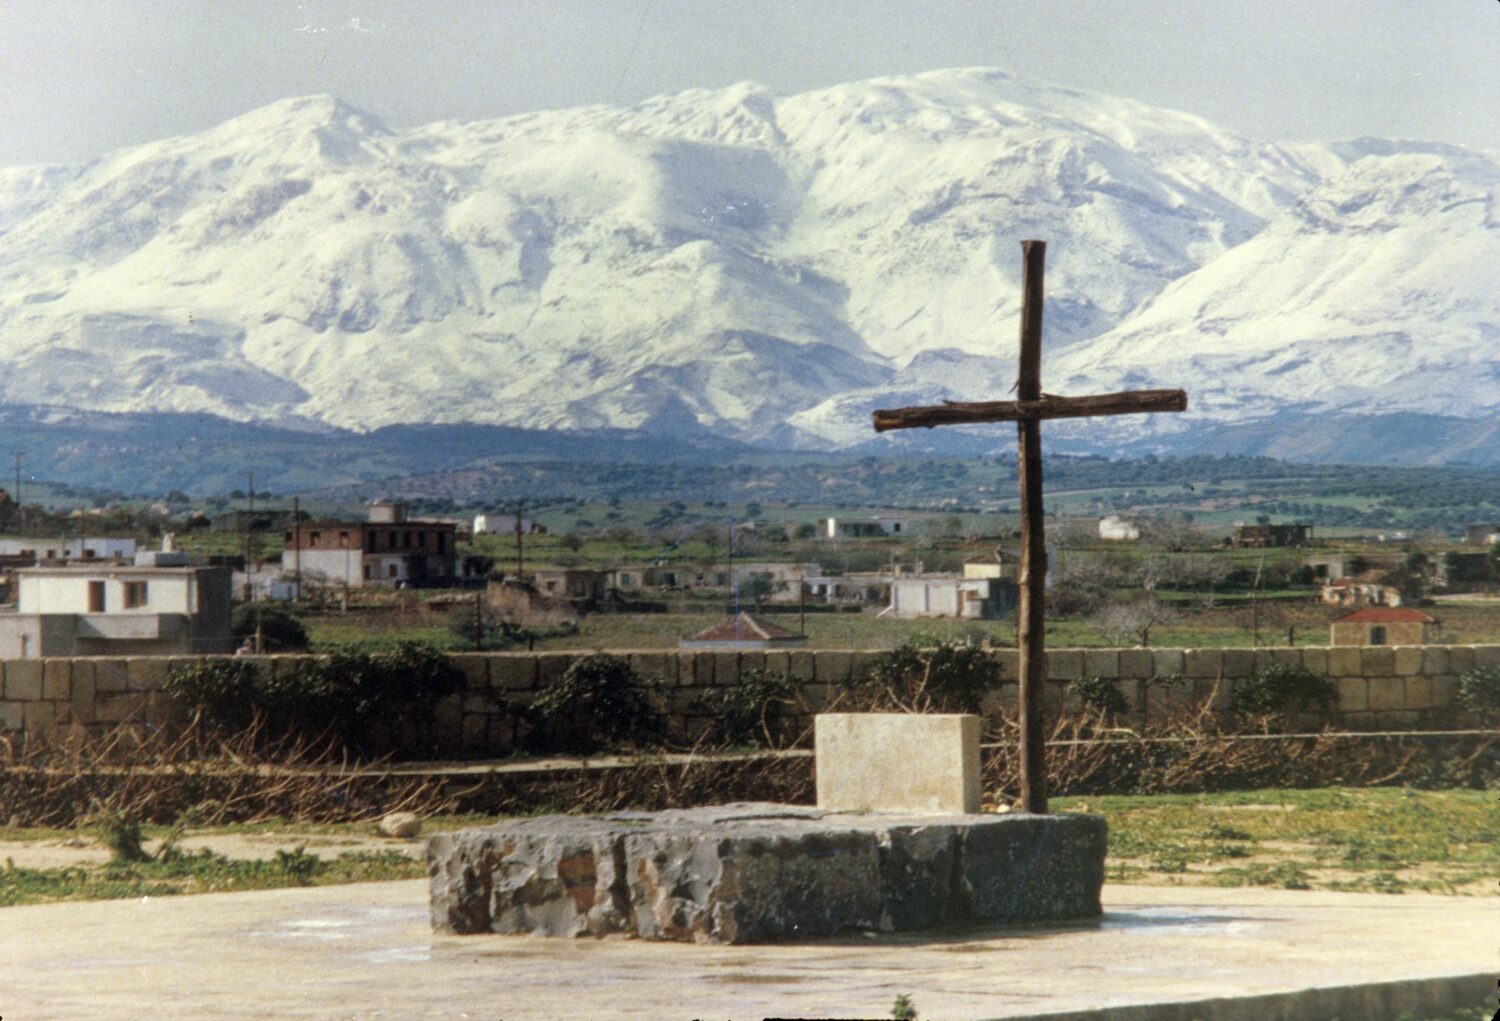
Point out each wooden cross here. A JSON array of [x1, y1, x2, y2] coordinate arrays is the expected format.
[[871, 240, 1188, 814]]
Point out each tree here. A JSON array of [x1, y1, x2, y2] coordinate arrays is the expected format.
[[737, 572, 782, 608], [231, 603, 308, 652], [794, 523, 818, 540], [1093, 594, 1176, 647]]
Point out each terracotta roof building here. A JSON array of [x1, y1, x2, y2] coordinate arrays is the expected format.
[[1330, 606, 1439, 646], [679, 612, 808, 650]]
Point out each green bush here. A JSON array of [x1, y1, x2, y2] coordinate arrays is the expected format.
[[1229, 663, 1336, 717], [1455, 666, 1500, 714], [852, 640, 997, 714], [688, 669, 799, 748], [517, 653, 664, 754], [231, 603, 308, 651], [1070, 676, 1131, 715], [165, 643, 463, 751], [161, 658, 262, 732]]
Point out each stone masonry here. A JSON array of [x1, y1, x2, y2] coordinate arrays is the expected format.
[[1, 645, 1495, 753], [427, 803, 1107, 943]]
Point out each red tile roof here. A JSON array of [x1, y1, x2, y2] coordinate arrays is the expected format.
[[687, 612, 803, 643], [1331, 607, 1438, 624]]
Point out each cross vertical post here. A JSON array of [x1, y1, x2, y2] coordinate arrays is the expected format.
[[870, 239, 1188, 818], [1016, 240, 1048, 814]]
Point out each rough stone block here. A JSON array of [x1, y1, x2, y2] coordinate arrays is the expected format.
[[92, 659, 129, 692], [41, 659, 71, 700], [1112, 679, 1141, 712], [1474, 646, 1500, 670], [1393, 647, 1424, 676], [814, 651, 853, 685], [489, 655, 537, 691], [1151, 649, 1185, 678], [1300, 648, 1328, 675], [958, 814, 1107, 924], [991, 649, 1019, 681], [449, 654, 489, 692], [1082, 649, 1118, 680], [1337, 678, 1368, 713], [626, 823, 883, 942], [1421, 646, 1450, 676], [788, 650, 815, 681], [712, 653, 741, 687], [127, 657, 169, 692], [428, 805, 1106, 943], [1404, 676, 1433, 711], [629, 653, 676, 687], [1117, 649, 1153, 680], [433, 694, 462, 735], [1270, 648, 1303, 667], [1361, 647, 1395, 676], [1368, 677, 1404, 712], [1326, 647, 1363, 677], [1221, 648, 1255, 679], [1184, 649, 1221, 679], [1447, 647, 1476, 676], [461, 714, 487, 750], [23, 700, 58, 732], [70, 666, 97, 725], [4, 659, 42, 701], [762, 651, 790, 678], [1430, 676, 1459, 709], [737, 652, 767, 679], [1045, 650, 1083, 682], [96, 693, 145, 724], [681, 653, 712, 687], [0, 701, 23, 731], [427, 818, 633, 937], [815, 713, 979, 815], [535, 653, 574, 689], [462, 693, 492, 715]]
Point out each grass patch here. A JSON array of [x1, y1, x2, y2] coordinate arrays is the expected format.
[[0, 847, 421, 907], [1055, 787, 1500, 895]]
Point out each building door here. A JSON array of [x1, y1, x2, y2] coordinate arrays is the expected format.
[[1369, 625, 1387, 646], [88, 580, 105, 612]]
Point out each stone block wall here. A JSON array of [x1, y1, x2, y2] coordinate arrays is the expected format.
[[1, 645, 1495, 754]]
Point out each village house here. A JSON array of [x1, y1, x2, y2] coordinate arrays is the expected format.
[[1098, 515, 1141, 541], [728, 562, 825, 602], [679, 612, 807, 650], [473, 513, 545, 537], [0, 546, 231, 657], [1320, 572, 1404, 607], [817, 515, 912, 539], [1231, 522, 1312, 548], [1329, 606, 1439, 646], [1463, 522, 1500, 546], [0, 537, 137, 561], [885, 563, 1018, 621], [283, 501, 457, 589]]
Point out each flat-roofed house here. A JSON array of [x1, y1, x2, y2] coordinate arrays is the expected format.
[[0, 552, 232, 656], [284, 502, 457, 589]]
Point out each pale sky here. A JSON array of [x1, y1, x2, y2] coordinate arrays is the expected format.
[[0, 0, 1495, 166]]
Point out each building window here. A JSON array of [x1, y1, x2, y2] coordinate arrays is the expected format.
[[388, 532, 397, 550], [1369, 626, 1387, 646], [403, 531, 412, 549], [123, 581, 148, 608], [339, 531, 350, 545], [88, 580, 105, 613], [436, 533, 446, 553], [388, 564, 399, 578], [309, 531, 321, 545], [363, 564, 373, 580]]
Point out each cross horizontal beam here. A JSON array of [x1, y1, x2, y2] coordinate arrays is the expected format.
[[872, 388, 1188, 432]]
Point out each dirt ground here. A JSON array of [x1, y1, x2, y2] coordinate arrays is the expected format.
[[0, 829, 425, 869]]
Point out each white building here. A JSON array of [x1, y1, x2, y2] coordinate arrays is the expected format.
[[0, 554, 232, 656], [1098, 516, 1141, 541], [473, 514, 541, 536], [817, 516, 911, 539], [0, 537, 137, 561], [886, 572, 1017, 620]]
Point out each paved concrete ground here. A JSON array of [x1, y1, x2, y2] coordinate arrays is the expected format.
[[1, 881, 1492, 1020]]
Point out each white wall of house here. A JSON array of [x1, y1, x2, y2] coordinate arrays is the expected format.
[[18, 571, 196, 614], [888, 577, 994, 619]]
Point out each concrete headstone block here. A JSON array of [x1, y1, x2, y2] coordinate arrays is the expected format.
[[1337, 678, 1369, 713], [1361, 647, 1396, 675], [1116, 649, 1153, 680], [1184, 649, 1221, 679], [815, 713, 980, 815], [1151, 649, 1185, 677], [1368, 678, 1404, 712], [490, 655, 537, 691], [1474, 646, 1500, 671], [1045, 650, 1083, 681], [1393, 647, 1424, 676], [1221, 649, 1255, 679], [1082, 649, 1118, 679], [41, 659, 71, 700], [0, 700, 23, 731], [1327, 647, 1363, 677]]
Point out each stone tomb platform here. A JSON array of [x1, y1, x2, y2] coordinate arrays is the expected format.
[[427, 803, 1106, 943]]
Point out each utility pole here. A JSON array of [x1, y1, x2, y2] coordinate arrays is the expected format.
[[13, 452, 24, 533], [292, 496, 302, 603], [242, 470, 255, 602], [513, 498, 525, 581]]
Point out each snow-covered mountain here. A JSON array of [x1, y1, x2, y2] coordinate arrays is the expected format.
[[0, 69, 1494, 461]]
